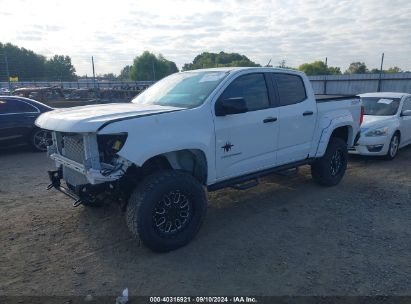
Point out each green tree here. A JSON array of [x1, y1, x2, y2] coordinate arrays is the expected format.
[[327, 66, 342, 75], [98, 73, 117, 80], [119, 65, 132, 80], [298, 61, 341, 76], [0, 43, 78, 81], [0, 42, 46, 81], [369, 68, 380, 74], [129, 51, 178, 81], [182, 51, 260, 71], [45, 55, 76, 81], [370, 66, 403, 74], [345, 62, 368, 74], [275, 59, 297, 69], [386, 66, 402, 74]]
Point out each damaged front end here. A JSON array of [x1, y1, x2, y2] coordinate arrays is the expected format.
[[46, 131, 132, 207]]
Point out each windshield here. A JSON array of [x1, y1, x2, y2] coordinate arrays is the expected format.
[[361, 97, 401, 116], [132, 71, 228, 108]]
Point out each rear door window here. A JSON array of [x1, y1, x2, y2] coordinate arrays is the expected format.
[[272, 74, 307, 106]]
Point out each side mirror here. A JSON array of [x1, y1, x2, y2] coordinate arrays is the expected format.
[[401, 110, 411, 117], [215, 97, 248, 116]]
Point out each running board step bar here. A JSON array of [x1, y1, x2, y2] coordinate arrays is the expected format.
[[207, 158, 314, 192], [231, 178, 259, 190]]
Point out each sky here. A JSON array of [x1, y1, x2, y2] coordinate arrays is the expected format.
[[1, 0, 410, 75]]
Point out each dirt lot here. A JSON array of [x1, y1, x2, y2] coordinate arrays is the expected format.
[[1, 146, 411, 297]]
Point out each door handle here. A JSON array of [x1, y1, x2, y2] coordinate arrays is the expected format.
[[263, 117, 278, 123], [303, 111, 314, 116]]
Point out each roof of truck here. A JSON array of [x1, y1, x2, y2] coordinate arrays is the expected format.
[[182, 67, 301, 74]]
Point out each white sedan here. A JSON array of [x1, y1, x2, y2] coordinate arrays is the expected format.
[[349, 92, 411, 159]]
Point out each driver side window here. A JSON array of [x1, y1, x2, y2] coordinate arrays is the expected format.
[[220, 73, 269, 112]]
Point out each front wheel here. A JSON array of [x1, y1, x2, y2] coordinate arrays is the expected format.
[[311, 137, 348, 187], [126, 170, 207, 252], [385, 133, 400, 160]]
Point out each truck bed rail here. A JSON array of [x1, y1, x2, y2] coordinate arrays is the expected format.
[[315, 94, 359, 103]]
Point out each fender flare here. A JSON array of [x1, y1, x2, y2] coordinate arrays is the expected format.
[[315, 115, 354, 158]]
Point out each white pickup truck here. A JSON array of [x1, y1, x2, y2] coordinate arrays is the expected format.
[[36, 67, 363, 252]]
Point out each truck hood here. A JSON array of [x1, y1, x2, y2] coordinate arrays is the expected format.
[[35, 103, 182, 133]]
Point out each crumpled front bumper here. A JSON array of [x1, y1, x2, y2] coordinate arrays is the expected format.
[[47, 167, 110, 207], [49, 152, 125, 185]]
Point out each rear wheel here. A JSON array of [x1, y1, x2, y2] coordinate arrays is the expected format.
[[385, 133, 400, 160], [30, 128, 52, 152], [126, 170, 207, 252], [311, 137, 348, 186]]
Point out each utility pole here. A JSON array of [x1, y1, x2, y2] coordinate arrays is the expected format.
[[4, 49, 11, 91], [152, 61, 156, 81], [377, 53, 384, 92], [324, 57, 328, 95], [92, 56, 96, 89]]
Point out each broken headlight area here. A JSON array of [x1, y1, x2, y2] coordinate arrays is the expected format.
[[97, 133, 128, 165]]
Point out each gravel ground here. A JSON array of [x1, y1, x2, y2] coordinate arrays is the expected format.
[[0, 146, 411, 297]]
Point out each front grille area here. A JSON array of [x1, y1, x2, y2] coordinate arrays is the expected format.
[[52, 132, 104, 186], [63, 165, 88, 187], [54, 132, 88, 186], [61, 134, 85, 164]]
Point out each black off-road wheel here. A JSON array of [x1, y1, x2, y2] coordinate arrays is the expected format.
[[311, 137, 348, 187], [126, 170, 207, 252]]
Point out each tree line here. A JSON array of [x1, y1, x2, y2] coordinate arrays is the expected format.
[[118, 52, 405, 80], [0, 42, 76, 81], [298, 60, 403, 75], [0, 42, 406, 82]]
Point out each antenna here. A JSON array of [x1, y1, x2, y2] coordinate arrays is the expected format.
[[265, 59, 272, 67]]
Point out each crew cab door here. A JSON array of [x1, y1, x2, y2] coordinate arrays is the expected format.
[[270, 73, 317, 165], [214, 73, 279, 180]]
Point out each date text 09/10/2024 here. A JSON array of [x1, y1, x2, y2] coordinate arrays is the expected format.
[[149, 296, 258, 303]]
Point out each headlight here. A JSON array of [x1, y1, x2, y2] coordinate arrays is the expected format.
[[97, 133, 128, 164], [365, 127, 389, 137]]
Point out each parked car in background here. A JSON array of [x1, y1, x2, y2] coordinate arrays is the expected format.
[[349, 92, 411, 159], [0, 88, 11, 95], [0, 96, 53, 151], [13, 87, 66, 102]]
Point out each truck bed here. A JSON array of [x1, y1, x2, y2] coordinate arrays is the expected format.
[[315, 94, 358, 102], [316, 95, 361, 136]]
